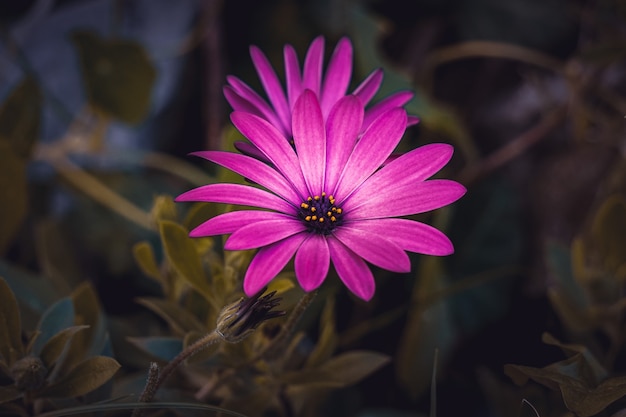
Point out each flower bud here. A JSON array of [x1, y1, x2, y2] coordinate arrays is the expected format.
[[10, 356, 47, 391], [216, 288, 285, 343]]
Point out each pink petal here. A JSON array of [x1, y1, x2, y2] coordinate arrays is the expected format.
[[190, 210, 289, 237], [362, 91, 413, 131], [333, 226, 411, 273], [191, 151, 300, 204], [302, 36, 324, 96], [324, 95, 364, 194], [284, 44, 303, 110], [231, 112, 308, 197], [292, 90, 326, 195], [243, 234, 306, 296], [327, 237, 375, 301], [294, 234, 330, 292], [250, 45, 291, 134], [342, 218, 454, 256], [226, 77, 288, 137], [176, 183, 294, 214], [352, 68, 383, 107], [223, 86, 264, 118], [333, 108, 407, 200], [342, 143, 454, 202], [320, 37, 353, 118], [345, 179, 466, 219], [233, 141, 271, 164], [407, 115, 420, 126], [225, 218, 305, 250]]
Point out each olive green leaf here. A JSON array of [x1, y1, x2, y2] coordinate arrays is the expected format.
[[0, 276, 23, 366], [132, 241, 163, 284], [305, 298, 337, 369], [0, 141, 28, 254], [39, 356, 120, 398], [0, 385, 22, 404], [32, 298, 75, 355], [150, 195, 178, 224], [39, 325, 90, 370], [0, 76, 41, 159], [590, 195, 626, 273], [135, 297, 205, 335], [159, 220, 215, 305], [70, 31, 156, 124]]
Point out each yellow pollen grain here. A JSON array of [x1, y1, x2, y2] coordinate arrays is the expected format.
[[331, 207, 337, 212], [314, 195, 320, 201], [305, 216, 311, 221], [307, 197, 312, 202], [331, 216, 336, 222], [319, 218, 324, 223], [322, 192, 326, 197], [301, 203, 309, 209], [327, 211, 332, 217], [336, 208, 342, 214], [311, 215, 317, 221], [311, 207, 316, 212]]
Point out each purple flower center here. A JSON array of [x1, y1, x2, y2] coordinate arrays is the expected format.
[[298, 192, 343, 235]]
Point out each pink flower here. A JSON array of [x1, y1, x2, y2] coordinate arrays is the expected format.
[[177, 91, 465, 301], [225, 36, 418, 159]]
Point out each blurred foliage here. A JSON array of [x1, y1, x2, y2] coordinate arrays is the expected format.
[[0, 0, 624, 416]]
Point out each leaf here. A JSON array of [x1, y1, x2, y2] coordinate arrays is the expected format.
[[135, 297, 205, 335], [39, 325, 90, 370], [319, 351, 390, 387], [32, 298, 75, 356], [150, 195, 178, 223], [39, 356, 120, 398], [132, 241, 163, 284], [0, 276, 23, 365], [0, 140, 27, 254], [305, 298, 337, 369], [127, 337, 182, 362], [0, 76, 42, 159], [590, 195, 626, 273], [0, 385, 22, 404], [71, 31, 156, 124], [159, 220, 215, 305]]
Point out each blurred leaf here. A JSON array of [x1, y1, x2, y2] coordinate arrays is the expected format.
[[546, 242, 588, 310], [0, 261, 59, 314], [34, 220, 83, 293], [32, 298, 75, 356], [159, 220, 215, 305], [590, 195, 626, 273], [319, 351, 390, 387], [39, 356, 120, 398], [0, 76, 41, 159], [396, 256, 455, 400], [541, 333, 608, 385], [0, 385, 22, 404], [266, 276, 295, 295], [39, 325, 90, 370], [150, 195, 178, 224], [135, 297, 205, 335], [0, 140, 27, 254], [71, 31, 156, 124], [132, 241, 163, 284], [0, 276, 23, 365], [127, 337, 182, 362], [305, 298, 337, 369]]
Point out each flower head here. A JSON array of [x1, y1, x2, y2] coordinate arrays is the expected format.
[[225, 36, 418, 159], [177, 91, 465, 301]]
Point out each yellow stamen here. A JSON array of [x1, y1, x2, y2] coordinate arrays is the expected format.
[[336, 208, 342, 214], [319, 218, 324, 223], [314, 195, 320, 201], [311, 215, 317, 221], [330, 216, 336, 222], [311, 207, 316, 212], [322, 192, 326, 197], [305, 216, 311, 221], [300, 203, 309, 209], [327, 211, 332, 217], [307, 197, 312, 202], [331, 207, 337, 212]]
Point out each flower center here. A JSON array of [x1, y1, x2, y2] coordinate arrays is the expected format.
[[298, 192, 343, 235]]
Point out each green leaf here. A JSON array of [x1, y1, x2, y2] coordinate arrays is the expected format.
[[39, 325, 90, 370], [159, 220, 215, 305], [319, 351, 390, 387], [71, 31, 156, 124], [150, 195, 178, 223], [135, 297, 205, 335], [0, 141, 27, 254], [132, 241, 163, 284], [0, 276, 23, 365], [126, 337, 182, 362], [0, 385, 22, 404], [305, 298, 337, 369], [33, 298, 75, 356], [590, 195, 626, 273], [39, 356, 120, 398], [0, 76, 42, 159]]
